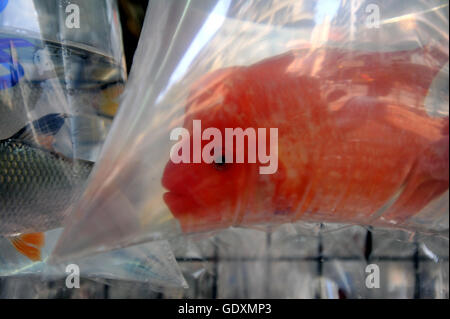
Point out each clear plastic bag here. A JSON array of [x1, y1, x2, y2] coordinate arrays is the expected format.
[[0, 229, 187, 290], [0, 0, 162, 280], [52, 0, 449, 262]]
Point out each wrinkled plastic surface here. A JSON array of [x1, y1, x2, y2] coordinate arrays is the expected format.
[[0, 229, 187, 289], [0, 0, 124, 233], [0, 0, 121, 266], [53, 0, 449, 262], [1, 225, 448, 298], [0, 0, 187, 288]]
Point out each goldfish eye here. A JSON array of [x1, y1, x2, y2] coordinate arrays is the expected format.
[[213, 154, 228, 171]]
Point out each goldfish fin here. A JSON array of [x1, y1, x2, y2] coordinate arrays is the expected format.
[[384, 125, 449, 222], [9, 232, 45, 262], [384, 171, 448, 223], [5, 113, 68, 149]]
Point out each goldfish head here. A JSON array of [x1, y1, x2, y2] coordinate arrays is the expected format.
[[162, 149, 256, 233], [162, 67, 279, 232]]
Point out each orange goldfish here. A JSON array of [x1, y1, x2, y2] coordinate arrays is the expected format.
[[162, 44, 449, 233]]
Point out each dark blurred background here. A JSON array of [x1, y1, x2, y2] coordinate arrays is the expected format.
[[118, 0, 149, 74]]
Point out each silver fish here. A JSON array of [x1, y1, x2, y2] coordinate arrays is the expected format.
[[0, 114, 93, 260]]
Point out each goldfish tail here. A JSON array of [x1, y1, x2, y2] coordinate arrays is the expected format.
[[9, 232, 45, 262]]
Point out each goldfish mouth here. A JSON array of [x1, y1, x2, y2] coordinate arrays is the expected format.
[[163, 191, 203, 233], [164, 191, 229, 233], [163, 191, 197, 219]]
